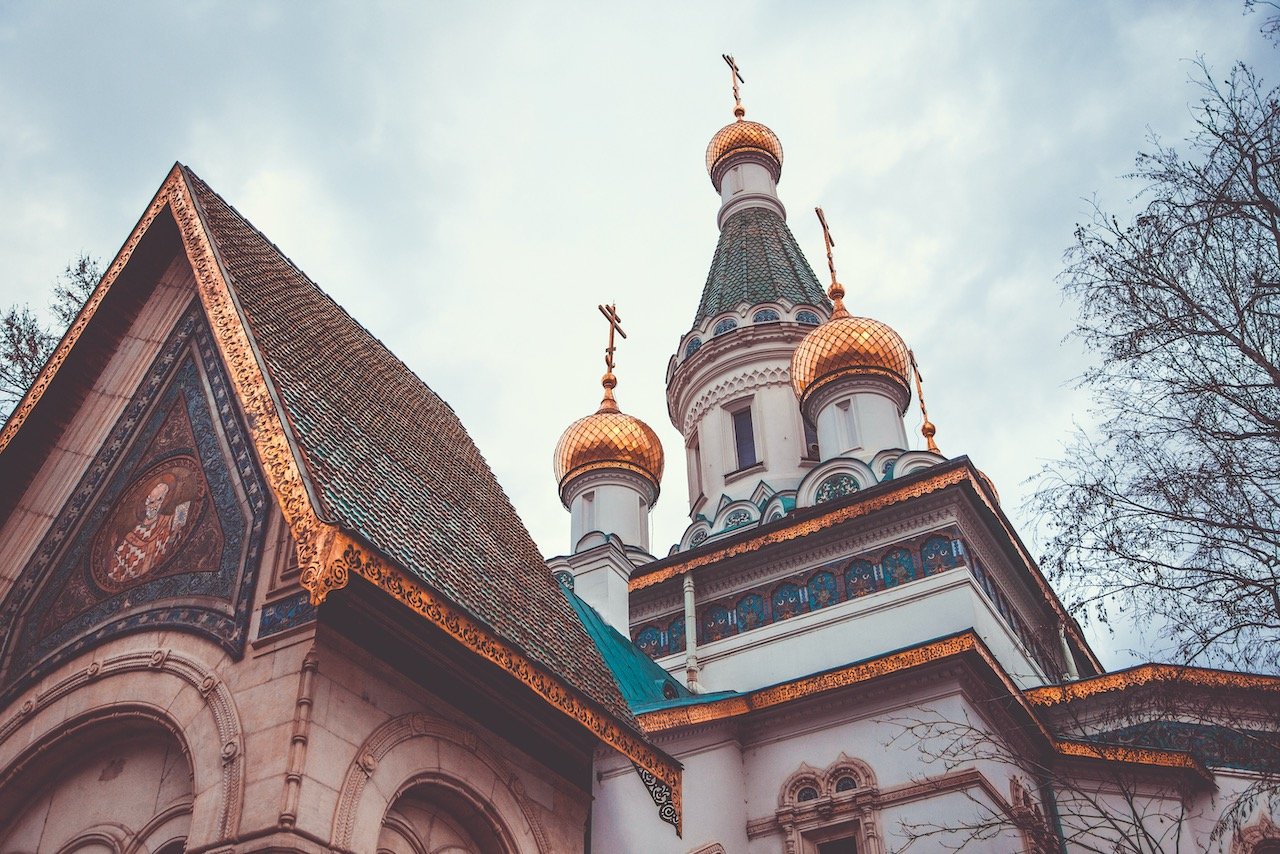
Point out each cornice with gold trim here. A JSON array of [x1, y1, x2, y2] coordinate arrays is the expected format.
[[631, 467, 972, 592], [1054, 738, 1209, 779], [1025, 663, 1280, 707], [326, 532, 682, 834], [639, 631, 999, 733]]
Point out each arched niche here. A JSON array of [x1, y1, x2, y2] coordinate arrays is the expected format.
[[332, 713, 547, 854], [379, 778, 517, 854], [0, 647, 245, 847], [0, 712, 192, 853]]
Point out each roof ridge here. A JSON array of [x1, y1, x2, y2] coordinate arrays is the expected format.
[[178, 164, 459, 418]]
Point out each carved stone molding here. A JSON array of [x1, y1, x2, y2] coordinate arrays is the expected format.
[[0, 647, 243, 842], [328, 534, 682, 834], [331, 712, 549, 853], [683, 365, 792, 432], [1234, 815, 1280, 853]]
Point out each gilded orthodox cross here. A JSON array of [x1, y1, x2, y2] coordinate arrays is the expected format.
[[909, 349, 941, 453], [597, 303, 626, 411], [815, 207, 847, 313], [597, 303, 627, 374], [723, 54, 746, 117]]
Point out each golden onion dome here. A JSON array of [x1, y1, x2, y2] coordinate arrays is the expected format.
[[791, 313, 911, 408], [706, 118, 783, 183], [554, 376, 665, 499]]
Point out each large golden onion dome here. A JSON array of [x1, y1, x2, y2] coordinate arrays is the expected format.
[[554, 374, 664, 499], [791, 313, 911, 407], [706, 118, 783, 184]]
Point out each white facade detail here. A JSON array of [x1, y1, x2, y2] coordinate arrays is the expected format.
[[716, 158, 786, 227], [562, 468, 655, 555]]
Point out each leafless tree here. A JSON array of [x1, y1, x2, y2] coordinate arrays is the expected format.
[[886, 676, 1280, 854], [888, 707, 1197, 854], [1031, 56, 1280, 671], [1, 253, 99, 417]]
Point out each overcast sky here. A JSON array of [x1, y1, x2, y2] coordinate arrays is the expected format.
[[1, 2, 1274, 668]]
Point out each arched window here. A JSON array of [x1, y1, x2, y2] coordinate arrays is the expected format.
[[796, 310, 821, 325], [684, 337, 703, 358], [921, 535, 958, 575], [816, 473, 858, 503], [807, 571, 839, 610], [701, 604, 733, 642], [668, 615, 686, 653], [736, 593, 766, 631], [797, 786, 819, 802], [713, 317, 738, 336], [845, 559, 877, 599], [753, 308, 781, 323], [834, 775, 858, 792], [880, 548, 916, 587], [634, 626, 663, 658], [772, 583, 804, 620]]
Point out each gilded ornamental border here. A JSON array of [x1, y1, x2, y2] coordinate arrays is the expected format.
[[1025, 663, 1280, 707]]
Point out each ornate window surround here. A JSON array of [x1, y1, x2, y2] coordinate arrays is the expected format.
[[767, 755, 885, 854]]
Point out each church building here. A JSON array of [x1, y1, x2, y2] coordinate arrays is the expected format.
[[0, 66, 1277, 854]]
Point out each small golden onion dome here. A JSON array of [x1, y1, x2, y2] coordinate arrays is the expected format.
[[706, 119, 783, 178], [791, 314, 912, 408], [554, 386, 665, 498]]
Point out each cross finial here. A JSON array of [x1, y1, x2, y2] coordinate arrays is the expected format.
[[815, 207, 848, 317], [909, 350, 941, 454], [722, 54, 746, 119], [597, 303, 627, 412]]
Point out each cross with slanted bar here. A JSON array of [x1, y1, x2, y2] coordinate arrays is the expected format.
[[815, 206, 840, 290], [723, 54, 745, 114], [597, 303, 627, 374]]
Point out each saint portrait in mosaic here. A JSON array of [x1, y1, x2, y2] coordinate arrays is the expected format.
[[91, 455, 206, 590]]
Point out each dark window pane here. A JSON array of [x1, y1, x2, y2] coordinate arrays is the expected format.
[[733, 409, 757, 468], [803, 418, 819, 458], [818, 839, 857, 854]]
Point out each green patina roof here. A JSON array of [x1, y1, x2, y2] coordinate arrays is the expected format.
[[692, 206, 830, 330], [561, 583, 697, 712]]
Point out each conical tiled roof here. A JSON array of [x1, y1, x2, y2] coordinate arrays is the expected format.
[[692, 206, 829, 329]]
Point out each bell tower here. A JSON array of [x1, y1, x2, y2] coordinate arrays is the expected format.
[[665, 57, 831, 551]]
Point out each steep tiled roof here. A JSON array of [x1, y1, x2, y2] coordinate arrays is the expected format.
[[692, 206, 829, 329], [181, 167, 635, 723]]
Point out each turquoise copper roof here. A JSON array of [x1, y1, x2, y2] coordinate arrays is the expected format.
[[692, 206, 830, 330], [560, 583, 696, 711]]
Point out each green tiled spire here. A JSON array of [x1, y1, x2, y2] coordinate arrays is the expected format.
[[692, 207, 830, 330]]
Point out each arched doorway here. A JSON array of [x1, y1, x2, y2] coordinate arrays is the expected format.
[[0, 716, 192, 853]]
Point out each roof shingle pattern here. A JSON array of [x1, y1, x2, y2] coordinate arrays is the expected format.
[[182, 167, 635, 723], [692, 207, 829, 330]]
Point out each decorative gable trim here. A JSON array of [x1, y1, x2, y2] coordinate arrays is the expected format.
[[0, 165, 684, 832]]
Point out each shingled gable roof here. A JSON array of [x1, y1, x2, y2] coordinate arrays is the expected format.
[[180, 165, 638, 702], [691, 206, 831, 330], [0, 164, 681, 814]]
